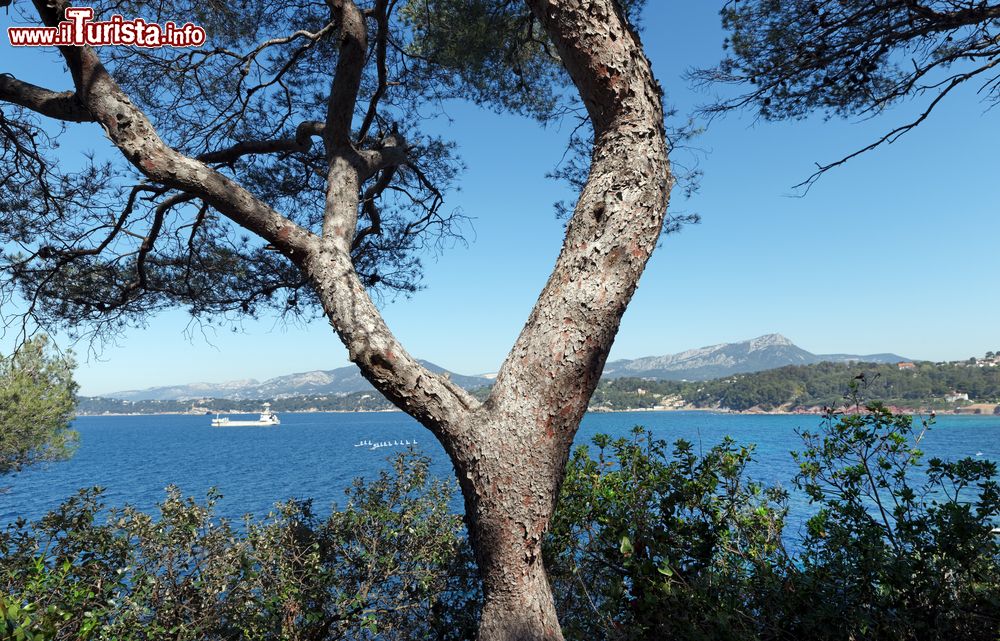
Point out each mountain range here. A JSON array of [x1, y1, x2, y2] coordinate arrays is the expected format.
[[97, 334, 908, 401], [102, 360, 493, 401], [601, 333, 907, 381]]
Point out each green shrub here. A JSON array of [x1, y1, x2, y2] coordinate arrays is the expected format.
[[788, 403, 1000, 639], [0, 452, 479, 641], [546, 427, 790, 641], [0, 335, 78, 476], [2, 405, 998, 640], [546, 409, 1000, 640]]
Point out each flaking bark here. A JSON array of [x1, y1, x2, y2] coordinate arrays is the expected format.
[[450, 2, 672, 638], [16, 1, 671, 639]]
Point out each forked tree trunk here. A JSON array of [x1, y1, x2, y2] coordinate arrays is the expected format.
[[309, 12, 671, 637], [26, 0, 671, 638], [441, 2, 673, 638]]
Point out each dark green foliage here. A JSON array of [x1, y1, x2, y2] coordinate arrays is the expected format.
[[0, 335, 78, 475], [400, 0, 568, 122], [592, 360, 1000, 411], [400, 0, 647, 122], [686, 361, 1000, 410], [697, 0, 1000, 123], [789, 404, 1000, 639], [545, 427, 789, 640], [4, 406, 999, 639], [547, 414, 1000, 640], [692, 0, 1000, 185], [0, 451, 479, 640]]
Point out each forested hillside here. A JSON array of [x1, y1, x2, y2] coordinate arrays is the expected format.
[[80, 362, 1000, 415], [78, 392, 398, 415], [590, 361, 1000, 412]]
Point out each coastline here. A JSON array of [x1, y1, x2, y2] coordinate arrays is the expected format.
[[590, 404, 999, 417], [76, 408, 406, 417], [76, 405, 1000, 418]]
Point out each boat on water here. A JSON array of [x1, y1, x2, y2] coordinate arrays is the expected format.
[[211, 403, 280, 427], [367, 438, 417, 450]]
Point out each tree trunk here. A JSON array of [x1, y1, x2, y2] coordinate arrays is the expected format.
[[26, 1, 672, 639], [307, 5, 672, 637], [447, 410, 570, 641], [446, 3, 673, 636]]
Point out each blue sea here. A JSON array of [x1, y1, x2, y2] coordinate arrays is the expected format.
[[2, 411, 998, 534]]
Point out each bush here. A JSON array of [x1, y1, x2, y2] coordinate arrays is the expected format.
[[546, 409, 1000, 641], [0, 452, 480, 641], [788, 403, 1000, 639], [2, 406, 998, 640], [0, 335, 78, 476], [546, 427, 790, 641]]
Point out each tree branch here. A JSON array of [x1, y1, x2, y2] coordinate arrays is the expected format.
[[357, 0, 392, 142], [309, 0, 475, 431], [488, 0, 671, 433], [128, 192, 190, 297], [38, 184, 166, 261], [325, 0, 368, 149], [360, 132, 408, 178], [21, 0, 474, 441], [352, 167, 396, 251], [197, 121, 325, 164], [322, 0, 369, 248], [29, 0, 318, 263], [794, 56, 1000, 190], [0, 74, 94, 123]]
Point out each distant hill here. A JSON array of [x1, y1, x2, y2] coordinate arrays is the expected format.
[[81, 360, 1000, 416], [104, 360, 493, 401], [602, 334, 907, 381], [592, 360, 1000, 413], [99, 334, 908, 401]]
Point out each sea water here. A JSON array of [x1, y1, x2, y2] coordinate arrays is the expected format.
[[2, 411, 997, 535]]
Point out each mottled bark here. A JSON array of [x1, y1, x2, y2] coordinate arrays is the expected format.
[[449, 2, 672, 638], [447, 409, 568, 641], [16, 1, 671, 639]]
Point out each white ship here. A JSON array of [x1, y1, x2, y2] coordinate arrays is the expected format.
[[211, 402, 280, 427]]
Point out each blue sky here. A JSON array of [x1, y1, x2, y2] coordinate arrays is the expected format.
[[2, 2, 998, 396]]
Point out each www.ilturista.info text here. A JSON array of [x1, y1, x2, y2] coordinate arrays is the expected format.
[[8, 7, 205, 48]]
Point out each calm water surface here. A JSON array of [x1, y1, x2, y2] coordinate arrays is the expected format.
[[2, 411, 997, 531]]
